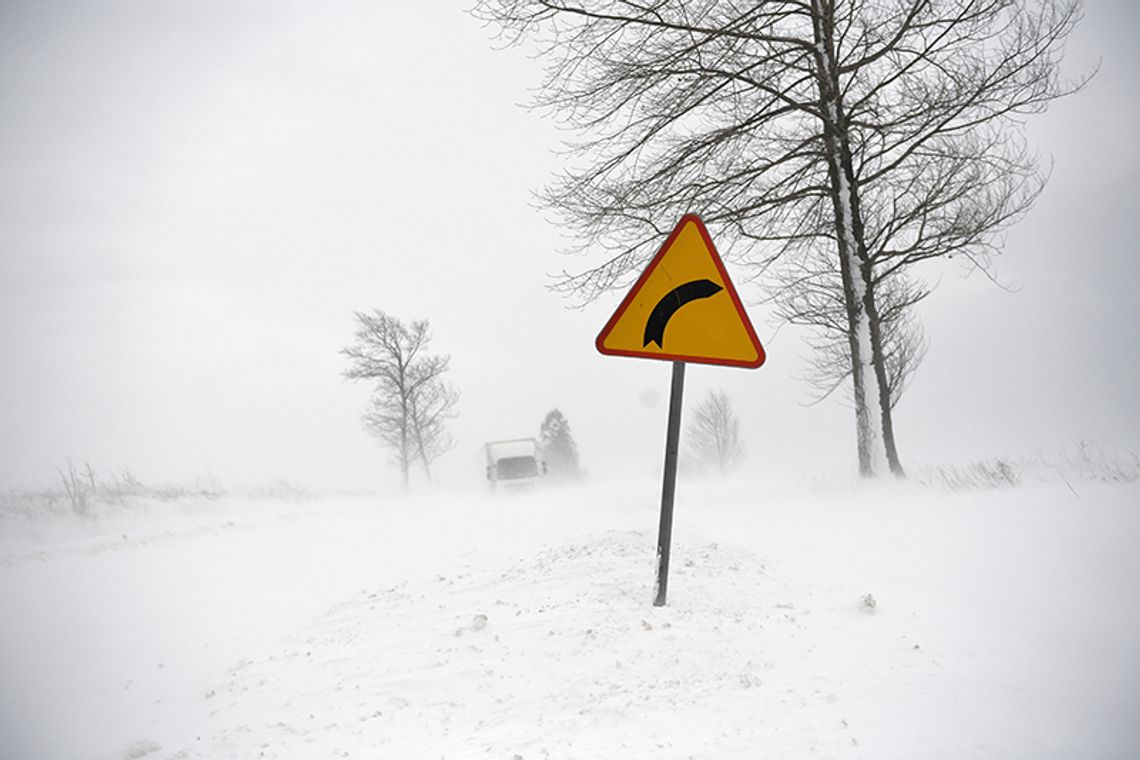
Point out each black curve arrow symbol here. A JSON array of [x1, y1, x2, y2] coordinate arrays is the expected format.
[[643, 279, 724, 348]]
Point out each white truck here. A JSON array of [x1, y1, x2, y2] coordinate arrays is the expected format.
[[484, 438, 546, 491]]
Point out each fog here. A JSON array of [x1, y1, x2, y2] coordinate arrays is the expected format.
[[2, 1, 1137, 494]]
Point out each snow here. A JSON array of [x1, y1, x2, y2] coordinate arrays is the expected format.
[[2, 477, 1139, 759], [485, 439, 539, 461]]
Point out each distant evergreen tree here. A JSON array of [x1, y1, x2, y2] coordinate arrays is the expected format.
[[538, 409, 581, 481]]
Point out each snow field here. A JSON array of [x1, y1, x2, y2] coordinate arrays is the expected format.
[[2, 478, 1138, 759]]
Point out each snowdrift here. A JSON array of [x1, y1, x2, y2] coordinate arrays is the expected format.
[[2, 476, 1138, 759]]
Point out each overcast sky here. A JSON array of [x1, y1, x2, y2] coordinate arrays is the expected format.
[[1, 1, 1137, 493]]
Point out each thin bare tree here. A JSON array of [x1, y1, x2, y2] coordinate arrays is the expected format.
[[686, 390, 744, 476], [342, 310, 459, 489], [475, 0, 1086, 477], [408, 359, 460, 481]]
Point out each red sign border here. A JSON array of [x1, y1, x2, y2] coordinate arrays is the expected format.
[[595, 214, 766, 369]]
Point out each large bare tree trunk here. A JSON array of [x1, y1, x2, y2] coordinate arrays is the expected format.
[[867, 298, 906, 476], [399, 397, 410, 491], [812, 0, 902, 477]]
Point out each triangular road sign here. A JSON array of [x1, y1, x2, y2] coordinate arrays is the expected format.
[[596, 214, 765, 368]]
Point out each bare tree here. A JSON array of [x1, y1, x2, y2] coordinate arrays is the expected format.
[[342, 310, 459, 489], [771, 253, 929, 411], [408, 360, 460, 480], [475, 0, 1086, 477], [686, 390, 744, 476]]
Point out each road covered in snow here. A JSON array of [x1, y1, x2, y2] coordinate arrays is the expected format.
[[2, 476, 1138, 760]]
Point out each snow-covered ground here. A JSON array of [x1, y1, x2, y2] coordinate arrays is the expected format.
[[2, 475, 1138, 760]]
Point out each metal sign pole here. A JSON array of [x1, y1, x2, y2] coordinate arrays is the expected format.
[[653, 360, 686, 607]]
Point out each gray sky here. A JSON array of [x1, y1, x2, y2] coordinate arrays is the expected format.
[[1, 1, 1137, 493]]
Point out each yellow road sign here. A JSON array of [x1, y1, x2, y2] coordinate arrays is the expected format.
[[596, 214, 765, 368]]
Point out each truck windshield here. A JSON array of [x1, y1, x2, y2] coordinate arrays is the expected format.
[[496, 456, 538, 480]]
